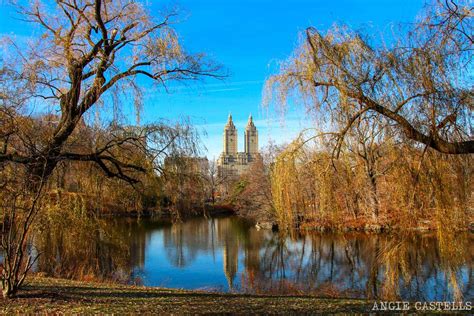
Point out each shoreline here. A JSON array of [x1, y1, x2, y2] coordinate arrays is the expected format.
[[98, 204, 236, 219], [77, 197, 473, 234], [45, 190, 473, 233], [101, 210, 473, 234], [0, 276, 372, 314], [1, 277, 471, 314]]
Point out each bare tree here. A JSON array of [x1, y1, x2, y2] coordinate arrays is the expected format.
[[204, 158, 236, 204], [0, 0, 222, 297], [1, 163, 46, 298], [0, 0, 223, 185], [162, 156, 209, 219], [233, 157, 274, 222], [344, 114, 396, 220], [205, 159, 219, 204]]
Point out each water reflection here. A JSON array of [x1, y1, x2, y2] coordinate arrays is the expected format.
[[34, 216, 473, 301]]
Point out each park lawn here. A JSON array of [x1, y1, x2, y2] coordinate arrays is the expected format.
[[0, 276, 372, 314]]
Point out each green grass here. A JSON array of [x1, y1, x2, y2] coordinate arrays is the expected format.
[[0, 276, 372, 314]]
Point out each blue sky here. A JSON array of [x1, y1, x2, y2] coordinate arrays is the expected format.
[[0, 0, 426, 159]]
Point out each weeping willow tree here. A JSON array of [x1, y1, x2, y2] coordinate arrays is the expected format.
[[1, 0, 223, 184], [265, 0, 472, 231], [0, 0, 222, 297], [271, 140, 304, 231], [265, 0, 473, 155], [270, 136, 353, 230]]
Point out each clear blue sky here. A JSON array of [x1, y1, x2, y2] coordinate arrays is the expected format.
[[0, 0, 426, 159]]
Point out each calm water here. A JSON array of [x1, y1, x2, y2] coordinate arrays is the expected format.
[[35, 216, 473, 301]]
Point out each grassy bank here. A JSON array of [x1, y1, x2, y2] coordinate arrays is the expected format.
[[0, 276, 372, 314]]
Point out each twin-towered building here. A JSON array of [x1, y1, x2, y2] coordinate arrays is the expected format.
[[218, 114, 259, 177]]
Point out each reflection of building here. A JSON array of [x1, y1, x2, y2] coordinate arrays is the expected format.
[[244, 229, 261, 277], [223, 238, 239, 290], [218, 114, 259, 178], [216, 218, 241, 290]]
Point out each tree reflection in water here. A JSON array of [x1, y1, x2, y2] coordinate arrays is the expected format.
[[34, 207, 132, 282], [33, 215, 473, 301]]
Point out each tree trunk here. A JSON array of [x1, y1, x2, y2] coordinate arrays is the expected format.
[[2, 281, 17, 298], [366, 166, 379, 221]]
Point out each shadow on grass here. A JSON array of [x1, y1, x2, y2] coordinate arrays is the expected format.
[[19, 284, 370, 303], [0, 281, 373, 314]]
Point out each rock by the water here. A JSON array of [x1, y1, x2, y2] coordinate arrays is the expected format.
[[255, 221, 274, 230]]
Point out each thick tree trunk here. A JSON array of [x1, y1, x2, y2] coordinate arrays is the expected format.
[[27, 109, 82, 189], [368, 172, 379, 220], [2, 281, 17, 298]]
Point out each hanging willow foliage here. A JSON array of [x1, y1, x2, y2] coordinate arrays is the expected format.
[[270, 140, 304, 231]]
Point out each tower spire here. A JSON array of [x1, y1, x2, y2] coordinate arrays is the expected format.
[[246, 113, 255, 128], [225, 112, 235, 128]]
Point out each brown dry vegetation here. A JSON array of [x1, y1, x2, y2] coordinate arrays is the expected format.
[[263, 0, 473, 232], [232, 157, 275, 223], [269, 138, 472, 232], [0, 0, 222, 297]]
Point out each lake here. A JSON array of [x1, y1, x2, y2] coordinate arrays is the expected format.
[[34, 215, 473, 301]]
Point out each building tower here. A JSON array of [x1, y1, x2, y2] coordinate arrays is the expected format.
[[223, 113, 237, 155], [244, 114, 258, 156], [218, 113, 260, 178]]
